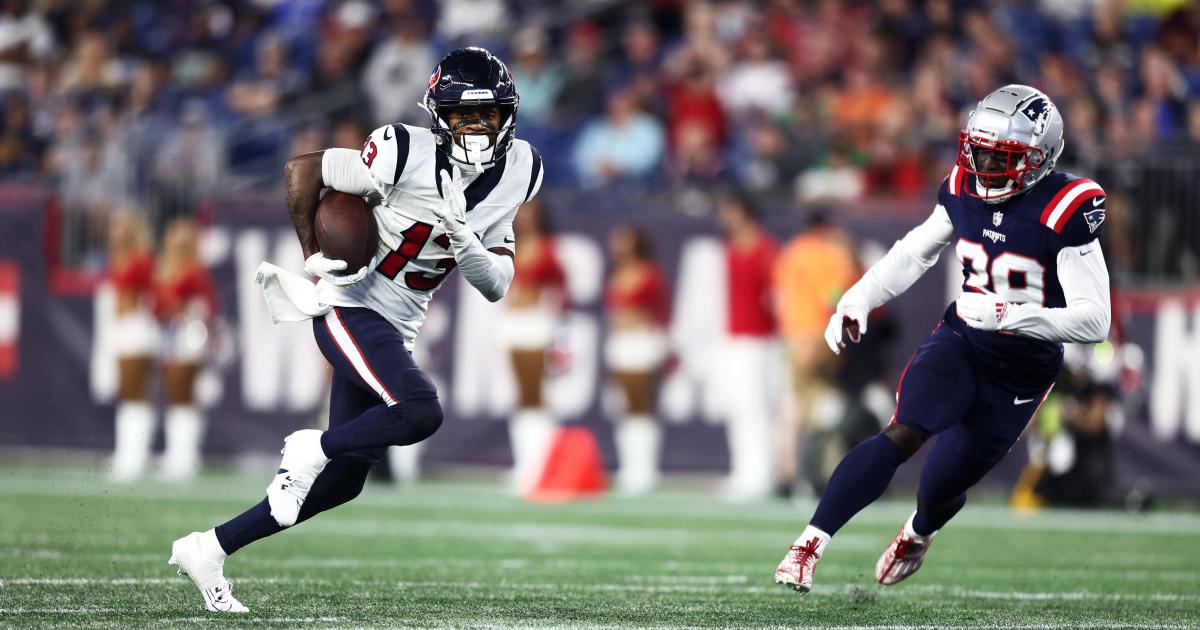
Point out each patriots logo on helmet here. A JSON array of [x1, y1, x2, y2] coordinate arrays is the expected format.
[[1021, 98, 1051, 135]]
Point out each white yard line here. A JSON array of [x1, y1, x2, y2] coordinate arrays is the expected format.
[[0, 608, 120, 614], [7, 575, 1198, 603]]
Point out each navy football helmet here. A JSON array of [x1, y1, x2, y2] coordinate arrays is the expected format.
[[421, 47, 519, 171]]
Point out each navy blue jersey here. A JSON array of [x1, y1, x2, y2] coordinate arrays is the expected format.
[[938, 165, 1106, 389]]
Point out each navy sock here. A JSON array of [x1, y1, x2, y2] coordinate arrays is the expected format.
[[320, 397, 442, 458], [214, 456, 374, 554], [214, 499, 281, 555], [810, 433, 909, 535], [913, 493, 966, 536]]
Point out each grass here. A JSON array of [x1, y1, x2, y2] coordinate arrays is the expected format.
[[1, 463, 1198, 628]]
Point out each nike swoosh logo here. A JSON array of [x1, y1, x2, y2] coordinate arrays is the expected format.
[[1092, 197, 1105, 207], [503, 236, 515, 244], [382, 126, 393, 141], [1013, 396, 1037, 405]]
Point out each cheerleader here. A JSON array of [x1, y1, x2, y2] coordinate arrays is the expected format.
[[498, 200, 568, 494], [154, 218, 217, 480], [107, 212, 159, 481], [604, 226, 670, 494]]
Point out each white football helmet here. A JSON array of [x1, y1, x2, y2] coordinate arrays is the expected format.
[[958, 84, 1065, 203]]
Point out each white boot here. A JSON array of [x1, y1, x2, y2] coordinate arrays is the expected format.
[[508, 409, 556, 495], [111, 402, 155, 482], [615, 415, 661, 495], [161, 405, 205, 481], [169, 529, 248, 612]]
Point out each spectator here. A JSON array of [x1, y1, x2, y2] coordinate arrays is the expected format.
[[151, 101, 224, 230], [795, 146, 866, 203], [772, 212, 857, 496], [554, 21, 609, 126], [572, 89, 665, 188], [0, 0, 55, 94], [612, 19, 662, 108], [717, 34, 793, 118], [716, 190, 779, 501], [362, 13, 436, 126], [508, 27, 562, 129], [436, 0, 510, 47]]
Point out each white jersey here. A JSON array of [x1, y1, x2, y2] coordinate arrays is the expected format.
[[318, 124, 544, 348]]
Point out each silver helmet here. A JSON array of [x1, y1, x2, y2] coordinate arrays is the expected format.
[[958, 84, 1065, 203]]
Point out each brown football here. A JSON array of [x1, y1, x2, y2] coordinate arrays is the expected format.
[[315, 191, 378, 272]]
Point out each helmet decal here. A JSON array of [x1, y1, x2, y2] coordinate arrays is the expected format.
[[1020, 97, 1051, 135]]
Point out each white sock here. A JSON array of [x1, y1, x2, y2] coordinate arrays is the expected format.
[[903, 511, 935, 542], [509, 409, 556, 495], [793, 524, 832, 555], [201, 528, 227, 560], [162, 405, 205, 480], [387, 444, 422, 484], [112, 401, 155, 480], [615, 415, 661, 494]]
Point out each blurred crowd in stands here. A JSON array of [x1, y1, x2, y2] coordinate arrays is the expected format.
[[3, 0, 1200, 277]]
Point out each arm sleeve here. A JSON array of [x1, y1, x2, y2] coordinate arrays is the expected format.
[[448, 232, 515, 303], [449, 205, 518, 303], [1001, 241, 1111, 344], [320, 149, 375, 197], [838, 204, 955, 310]]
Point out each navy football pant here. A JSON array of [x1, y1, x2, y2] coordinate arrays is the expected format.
[[810, 323, 1055, 537], [215, 307, 442, 554]]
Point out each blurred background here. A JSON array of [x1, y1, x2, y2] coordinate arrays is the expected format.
[[0, 0, 1198, 508]]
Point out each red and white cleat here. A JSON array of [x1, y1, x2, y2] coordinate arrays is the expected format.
[[774, 526, 830, 593], [875, 512, 935, 585]]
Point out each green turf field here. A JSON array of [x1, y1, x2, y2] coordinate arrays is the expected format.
[[1, 464, 1198, 629]]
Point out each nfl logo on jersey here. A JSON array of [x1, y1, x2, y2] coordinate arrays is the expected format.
[[992, 210, 1003, 227]]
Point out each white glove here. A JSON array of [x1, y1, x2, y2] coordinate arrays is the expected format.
[[304, 252, 374, 287], [955, 291, 1009, 331], [824, 304, 869, 354], [435, 166, 471, 245]]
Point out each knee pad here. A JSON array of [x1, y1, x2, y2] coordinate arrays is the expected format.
[[883, 424, 925, 459]]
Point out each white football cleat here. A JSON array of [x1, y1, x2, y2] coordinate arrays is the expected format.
[[168, 530, 248, 613], [875, 512, 935, 585], [266, 429, 330, 527], [774, 526, 830, 593]]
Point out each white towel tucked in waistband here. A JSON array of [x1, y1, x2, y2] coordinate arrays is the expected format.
[[254, 261, 331, 323]]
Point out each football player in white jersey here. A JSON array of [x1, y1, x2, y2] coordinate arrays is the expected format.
[[168, 47, 543, 613]]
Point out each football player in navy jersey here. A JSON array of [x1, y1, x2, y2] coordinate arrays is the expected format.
[[774, 85, 1111, 592]]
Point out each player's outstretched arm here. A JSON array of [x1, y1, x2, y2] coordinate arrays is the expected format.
[[825, 205, 955, 353], [433, 167, 515, 302], [283, 151, 325, 260]]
